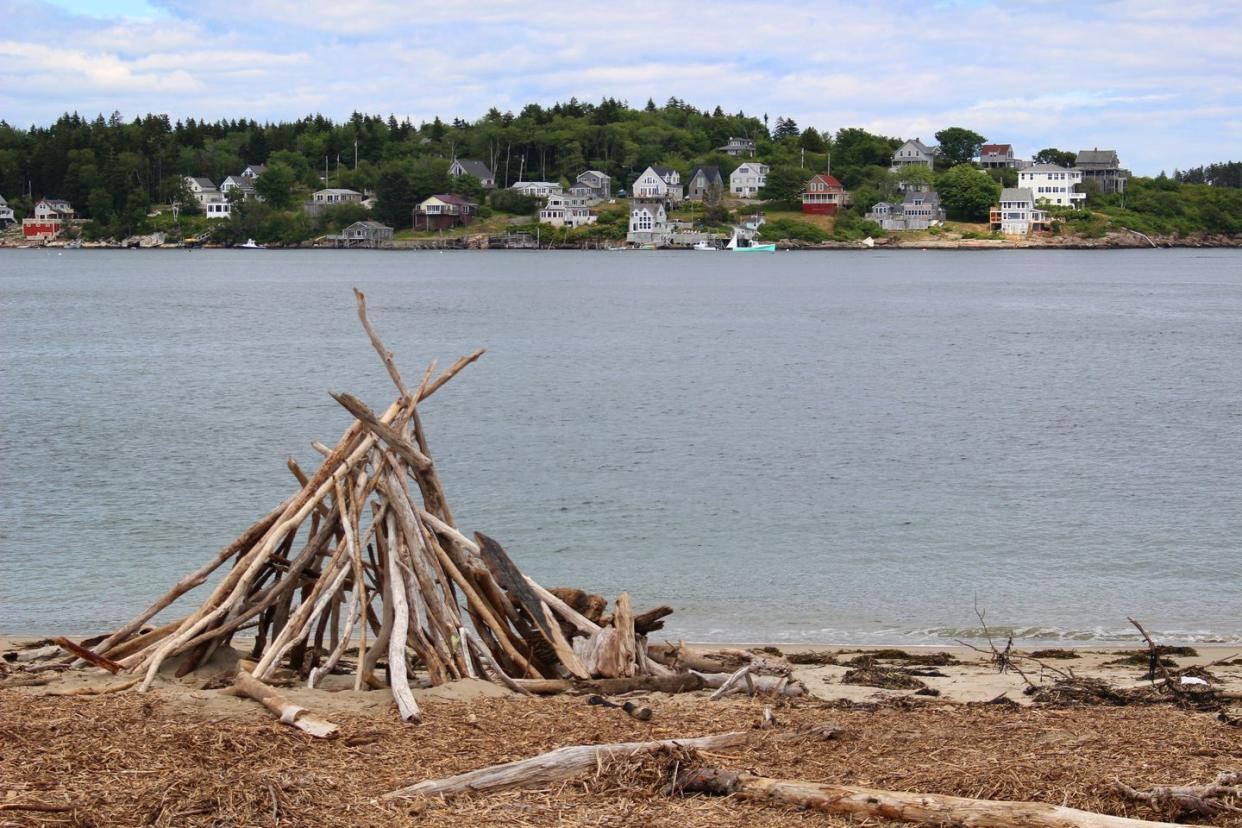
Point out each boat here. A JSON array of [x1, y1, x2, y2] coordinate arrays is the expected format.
[[725, 230, 776, 253], [693, 240, 716, 251], [239, 238, 265, 249]]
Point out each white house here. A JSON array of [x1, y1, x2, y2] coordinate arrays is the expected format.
[[184, 176, 220, 206], [716, 137, 756, 157], [631, 166, 682, 203], [312, 188, 363, 204], [539, 193, 596, 228], [575, 170, 611, 200], [510, 181, 562, 198], [241, 163, 266, 179], [627, 198, 671, 245], [729, 162, 769, 198], [0, 195, 13, 227], [1018, 164, 1085, 208], [449, 159, 496, 189], [33, 198, 76, 220], [992, 187, 1049, 236], [891, 139, 936, 170]]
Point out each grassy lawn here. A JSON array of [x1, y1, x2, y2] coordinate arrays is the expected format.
[[762, 209, 836, 233], [394, 212, 523, 240]]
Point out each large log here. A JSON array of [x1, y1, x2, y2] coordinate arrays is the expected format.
[[514, 672, 706, 695], [573, 592, 637, 678], [383, 731, 751, 799], [676, 769, 1188, 828]]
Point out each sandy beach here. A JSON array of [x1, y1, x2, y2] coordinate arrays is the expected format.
[[3, 636, 1240, 826]]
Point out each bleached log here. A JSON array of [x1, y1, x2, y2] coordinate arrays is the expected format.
[[692, 670, 805, 697], [709, 664, 754, 700], [572, 593, 636, 679], [384, 520, 421, 723], [383, 731, 751, 799], [676, 769, 1188, 828], [464, 629, 533, 696], [232, 669, 338, 739]]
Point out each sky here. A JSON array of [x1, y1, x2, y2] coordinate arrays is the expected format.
[[1, 0, 1240, 174]]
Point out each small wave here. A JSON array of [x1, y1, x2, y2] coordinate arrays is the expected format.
[[669, 624, 1242, 646]]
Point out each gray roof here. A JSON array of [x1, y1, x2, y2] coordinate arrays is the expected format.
[[348, 220, 391, 230], [577, 169, 610, 181], [903, 190, 940, 205], [1025, 163, 1070, 172], [0, 195, 7, 205], [1076, 149, 1119, 165], [191, 177, 216, 189], [1000, 187, 1033, 202], [451, 159, 493, 179], [651, 166, 677, 178], [901, 138, 935, 154], [688, 165, 723, 185]]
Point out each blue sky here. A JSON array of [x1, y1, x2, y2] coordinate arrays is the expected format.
[[3, 0, 1240, 174]]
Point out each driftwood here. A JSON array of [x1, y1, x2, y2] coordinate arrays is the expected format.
[[383, 731, 751, 799], [76, 290, 671, 721], [677, 768, 1190, 828], [515, 672, 706, 696], [1113, 773, 1242, 819], [232, 670, 339, 738]]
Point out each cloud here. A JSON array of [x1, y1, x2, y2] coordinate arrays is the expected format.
[[1, 0, 1240, 172]]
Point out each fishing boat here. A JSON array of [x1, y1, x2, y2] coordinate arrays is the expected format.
[[693, 240, 716, 251], [725, 230, 775, 253], [239, 238, 265, 249]]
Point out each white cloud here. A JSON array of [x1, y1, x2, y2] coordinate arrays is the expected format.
[[1, 0, 1239, 171]]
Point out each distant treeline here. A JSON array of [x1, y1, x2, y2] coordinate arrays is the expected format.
[[1173, 162, 1242, 189]]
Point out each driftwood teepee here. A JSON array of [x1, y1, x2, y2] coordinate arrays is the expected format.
[[81, 290, 670, 722]]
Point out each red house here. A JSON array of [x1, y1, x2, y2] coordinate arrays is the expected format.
[[413, 194, 479, 230], [801, 173, 849, 215], [22, 219, 63, 241]]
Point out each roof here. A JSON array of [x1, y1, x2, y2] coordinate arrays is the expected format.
[[243, 164, 266, 175], [719, 136, 755, 146], [577, 170, 610, 181], [1076, 149, 1119, 165], [980, 144, 1012, 154], [688, 165, 723, 185], [899, 138, 935, 154], [650, 166, 677, 178], [423, 193, 478, 208], [315, 188, 362, 196], [191, 177, 216, 189], [451, 159, 494, 179], [806, 173, 844, 188], [1000, 187, 1033, 202], [903, 190, 940, 205], [347, 220, 391, 231], [1024, 163, 1070, 172]]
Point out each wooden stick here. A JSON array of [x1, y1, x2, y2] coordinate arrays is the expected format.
[[709, 664, 754, 700], [354, 287, 411, 401], [232, 670, 339, 739], [383, 731, 751, 799], [332, 392, 433, 471], [676, 769, 1190, 828], [464, 629, 532, 696], [54, 637, 122, 674], [385, 527, 421, 723]]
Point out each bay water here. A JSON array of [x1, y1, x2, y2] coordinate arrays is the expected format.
[[1, 248, 1239, 644]]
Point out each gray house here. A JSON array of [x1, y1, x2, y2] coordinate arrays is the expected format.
[[866, 190, 946, 230], [330, 220, 394, 248], [1075, 149, 1129, 194], [891, 139, 936, 170], [717, 137, 756, 157], [575, 170, 611, 200], [448, 158, 496, 189], [685, 165, 725, 201]]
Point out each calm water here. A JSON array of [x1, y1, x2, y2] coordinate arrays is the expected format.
[[1, 249, 1240, 644]]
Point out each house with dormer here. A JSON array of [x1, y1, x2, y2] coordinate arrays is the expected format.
[[632, 166, 682, 203], [717, 137, 756, 157], [1018, 164, 1085, 208], [978, 144, 1022, 169], [183, 177, 221, 206], [413, 193, 479, 230], [1075, 149, 1129, 194], [801, 173, 849, 215], [990, 188, 1049, 236], [539, 192, 596, 228], [627, 199, 672, 245]]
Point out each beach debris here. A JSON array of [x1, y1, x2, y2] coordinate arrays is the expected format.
[[1180, 675, 1210, 686], [841, 666, 929, 691], [1112, 772, 1242, 819], [229, 669, 338, 739], [586, 693, 652, 721], [382, 731, 753, 799], [62, 289, 677, 720], [674, 767, 1190, 828]]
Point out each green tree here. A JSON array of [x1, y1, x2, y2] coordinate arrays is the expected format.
[[798, 127, 827, 153], [936, 164, 1000, 221], [759, 165, 808, 205], [772, 117, 800, 140], [86, 186, 114, 223], [896, 164, 934, 192], [374, 165, 415, 228], [255, 163, 297, 208], [1033, 148, 1077, 167], [934, 127, 987, 167]]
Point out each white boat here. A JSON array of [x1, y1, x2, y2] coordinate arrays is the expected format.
[[239, 238, 265, 249], [726, 230, 776, 253], [693, 241, 716, 251]]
